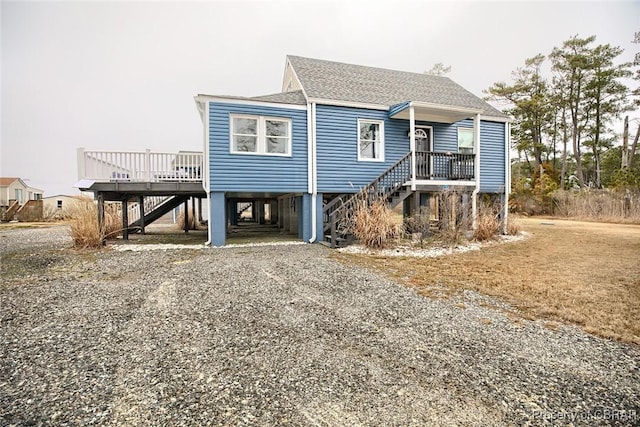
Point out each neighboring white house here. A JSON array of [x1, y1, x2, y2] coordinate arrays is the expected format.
[[42, 195, 83, 219], [0, 177, 43, 206]]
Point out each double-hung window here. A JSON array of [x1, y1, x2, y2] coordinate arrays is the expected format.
[[230, 114, 291, 156], [458, 127, 474, 154], [358, 119, 384, 161]]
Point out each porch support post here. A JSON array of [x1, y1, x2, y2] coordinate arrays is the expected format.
[[138, 195, 145, 235], [97, 192, 105, 245], [503, 121, 510, 234], [183, 199, 189, 233], [122, 197, 129, 240], [472, 113, 481, 229], [409, 104, 417, 191], [191, 197, 196, 227]]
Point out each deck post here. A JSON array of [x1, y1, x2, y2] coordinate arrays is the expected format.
[[122, 197, 129, 240], [183, 199, 189, 233], [97, 192, 105, 245], [139, 196, 146, 234], [198, 198, 203, 223], [191, 197, 196, 226]]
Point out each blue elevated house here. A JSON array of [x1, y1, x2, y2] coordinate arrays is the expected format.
[[194, 56, 510, 246]]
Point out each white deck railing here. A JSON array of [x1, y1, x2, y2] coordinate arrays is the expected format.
[[77, 148, 203, 183]]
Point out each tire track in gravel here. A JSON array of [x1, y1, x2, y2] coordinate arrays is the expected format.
[[109, 280, 177, 426]]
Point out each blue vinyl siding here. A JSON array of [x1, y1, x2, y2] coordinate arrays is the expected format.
[[479, 121, 506, 193], [316, 105, 409, 193], [209, 102, 308, 192]]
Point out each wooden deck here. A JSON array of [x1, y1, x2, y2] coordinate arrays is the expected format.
[[76, 148, 206, 239]]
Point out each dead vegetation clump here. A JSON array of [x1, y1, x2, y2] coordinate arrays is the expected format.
[[175, 208, 199, 231], [473, 199, 502, 241], [67, 198, 120, 248], [552, 189, 640, 224], [349, 197, 403, 249]]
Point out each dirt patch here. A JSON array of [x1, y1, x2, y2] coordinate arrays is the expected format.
[[336, 217, 640, 345]]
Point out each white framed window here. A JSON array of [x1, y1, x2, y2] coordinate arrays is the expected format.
[[358, 119, 385, 162], [458, 127, 474, 154], [230, 114, 291, 156]]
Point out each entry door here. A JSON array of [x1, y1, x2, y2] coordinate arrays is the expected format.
[[414, 127, 432, 152], [413, 127, 433, 178]]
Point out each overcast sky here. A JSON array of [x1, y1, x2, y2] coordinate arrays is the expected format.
[[2, 0, 639, 196]]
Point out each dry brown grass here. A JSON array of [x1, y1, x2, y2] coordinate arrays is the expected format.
[[349, 197, 403, 249], [552, 189, 640, 224], [337, 218, 640, 345], [67, 198, 120, 248]]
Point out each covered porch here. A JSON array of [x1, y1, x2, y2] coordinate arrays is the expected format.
[[389, 100, 481, 189]]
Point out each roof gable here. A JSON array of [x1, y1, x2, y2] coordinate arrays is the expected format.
[[286, 55, 507, 118], [0, 177, 21, 187]]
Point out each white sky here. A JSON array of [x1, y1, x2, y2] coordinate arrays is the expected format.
[[2, 0, 639, 196]]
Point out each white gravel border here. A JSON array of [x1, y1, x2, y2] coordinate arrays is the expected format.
[[338, 232, 530, 258], [112, 240, 307, 252]]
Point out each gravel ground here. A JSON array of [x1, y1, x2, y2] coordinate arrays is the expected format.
[[1, 226, 639, 426]]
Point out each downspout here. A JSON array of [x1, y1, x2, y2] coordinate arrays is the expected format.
[[472, 113, 481, 230], [201, 100, 213, 246], [309, 102, 318, 243], [503, 121, 510, 234]]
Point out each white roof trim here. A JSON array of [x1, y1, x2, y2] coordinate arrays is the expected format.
[[194, 95, 308, 111], [409, 101, 482, 115], [284, 57, 308, 101], [307, 97, 389, 111]]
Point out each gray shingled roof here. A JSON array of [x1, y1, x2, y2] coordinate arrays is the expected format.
[[287, 55, 507, 118], [251, 90, 306, 105]]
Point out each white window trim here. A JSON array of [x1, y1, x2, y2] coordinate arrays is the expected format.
[[457, 127, 474, 154], [229, 114, 292, 157], [357, 118, 385, 162]]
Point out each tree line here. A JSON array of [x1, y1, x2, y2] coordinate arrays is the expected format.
[[485, 33, 640, 192]]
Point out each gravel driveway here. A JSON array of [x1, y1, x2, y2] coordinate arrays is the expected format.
[[1, 226, 639, 426]]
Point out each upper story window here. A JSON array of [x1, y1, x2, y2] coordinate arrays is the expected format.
[[358, 119, 385, 162], [458, 127, 474, 154], [230, 114, 291, 156]]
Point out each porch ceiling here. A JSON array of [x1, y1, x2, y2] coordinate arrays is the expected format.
[[389, 101, 481, 124]]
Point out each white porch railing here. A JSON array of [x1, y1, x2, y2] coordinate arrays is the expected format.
[[77, 148, 203, 183]]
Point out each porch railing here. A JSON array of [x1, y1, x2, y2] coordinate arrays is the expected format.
[[415, 151, 475, 180], [77, 148, 203, 183]]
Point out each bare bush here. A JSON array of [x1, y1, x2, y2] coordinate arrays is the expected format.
[[506, 216, 522, 235], [553, 189, 640, 224], [434, 190, 472, 247], [473, 200, 501, 241], [67, 198, 120, 248], [349, 197, 403, 249], [404, 207, 431, 248]]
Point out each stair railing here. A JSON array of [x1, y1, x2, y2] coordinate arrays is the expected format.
[[324, 152, 412, 247]]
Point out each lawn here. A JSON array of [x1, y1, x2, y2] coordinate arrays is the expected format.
[[337, 218, 640, 345]]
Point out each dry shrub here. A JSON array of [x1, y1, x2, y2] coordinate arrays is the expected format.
[[474, 201, 500, 241], [506, 216, 522, 235], [349, 197, 403, 249], [175, 207, 199, 230], [434, 190, 471, 246], [67, 198, 120, 248], [553, 189, 640, 223], [404, 208, 431, 248]]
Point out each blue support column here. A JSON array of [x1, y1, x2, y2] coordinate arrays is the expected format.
[[314, 193, 323, 243], [298, 193, 324, 243], [210, 192, 226, 246]]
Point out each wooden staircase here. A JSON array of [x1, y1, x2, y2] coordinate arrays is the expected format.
[[323, 152, 413, 248], [127, 195, 190, 232]]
